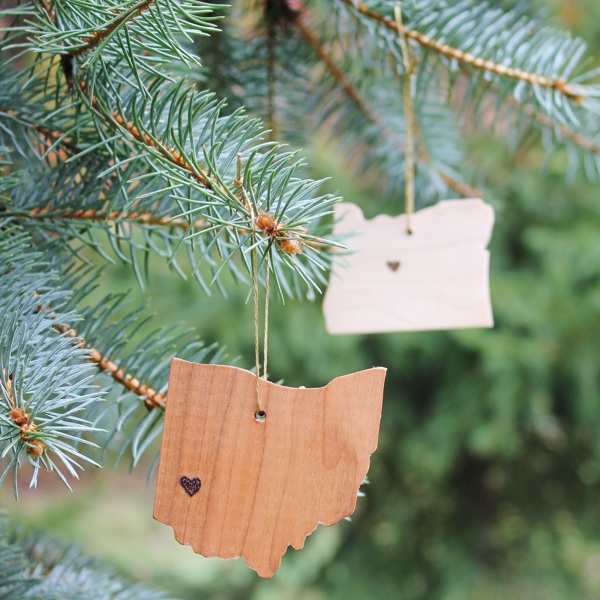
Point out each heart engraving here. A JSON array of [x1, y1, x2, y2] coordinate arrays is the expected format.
[[386, 260, 400, 272], [179, 476, 201, 497]]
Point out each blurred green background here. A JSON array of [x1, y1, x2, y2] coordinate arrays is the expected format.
[[3, 1, 600, 598]]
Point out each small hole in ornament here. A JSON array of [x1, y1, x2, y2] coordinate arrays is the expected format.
[[254, 410, 266, 422]]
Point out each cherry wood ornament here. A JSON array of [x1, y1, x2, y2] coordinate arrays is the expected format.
[[323, 199, 495, 334], [154, 359, 387, 578]]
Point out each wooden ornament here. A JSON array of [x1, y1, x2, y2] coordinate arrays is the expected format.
[[323, 199, 495, 334], [154, 359, 387, 578]]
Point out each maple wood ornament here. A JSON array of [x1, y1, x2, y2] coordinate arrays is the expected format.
[[154, 359, 387, 578], [323, 199, 495, 334]]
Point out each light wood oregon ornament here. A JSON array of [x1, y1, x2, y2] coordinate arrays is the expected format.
[[154, 359, 387, 578], [323, 199, 495, 334]]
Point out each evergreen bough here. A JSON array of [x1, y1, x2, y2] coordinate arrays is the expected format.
[[1, 0, 599, 594]]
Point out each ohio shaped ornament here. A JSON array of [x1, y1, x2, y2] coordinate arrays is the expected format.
[[323, 198, 495, 334], [154, 359, 386, 578]]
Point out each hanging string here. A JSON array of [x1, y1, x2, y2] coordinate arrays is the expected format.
[[395, 3, 416, 235], [236, 154, 270, 419], [263, 252, 271, 382], [251, 214, 262, 414]]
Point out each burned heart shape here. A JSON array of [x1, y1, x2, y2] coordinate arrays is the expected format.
[[386, 260, 400, 272], [179, 476, 201, 497]]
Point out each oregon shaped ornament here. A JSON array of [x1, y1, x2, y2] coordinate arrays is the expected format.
[[154, 359, 387, 578], [323, 199, 495, 334]]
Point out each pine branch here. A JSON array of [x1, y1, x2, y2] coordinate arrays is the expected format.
[[295, 11, 483, 198], [0, 108, 79, 157], [16, 206, 203, 229], [79, 83, 321, 254], [339, 0, 584, 101], [295, 13, 377, 122], [9, 205, 332, 250], [67, 0, 157, 58], [30, 0, 220, 73], [0, 229, 103, 493], [51, 323, 166, 411], [0, 516, 172, 599], [498, 85, 600, 155]]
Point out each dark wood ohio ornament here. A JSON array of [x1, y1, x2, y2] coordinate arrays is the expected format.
[[154, 359, 386, 578]]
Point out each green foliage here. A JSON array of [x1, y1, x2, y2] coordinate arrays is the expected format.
[[0, 513, 172, 599], [333, 0, 600, 184], [0, 0, 343, 491], [1, 0, 600, 597], [30, 0, 218, 69], [0, 230, 103, 495]]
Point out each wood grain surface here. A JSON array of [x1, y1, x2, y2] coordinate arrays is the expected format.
[[323, 199, 495, 334], [154, 359, 387, 577]]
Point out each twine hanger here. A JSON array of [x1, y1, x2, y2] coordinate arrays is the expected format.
[[235, 154, 271, 421], [251, 218, 271, 421], [395, 3, 416, 235]]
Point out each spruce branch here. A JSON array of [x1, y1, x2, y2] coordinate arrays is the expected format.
[[78, 82, 323, 255], [260, 0, 302, 141], [490, 81, 600, 155], [51, 323, 166, 411], [0, 515, 172, 599], [0, 108, 79, 157], [61, 289, 229, 470], [339, 0, 585, 102], [0, 60, 337, 289], [266, 19, 278, 141], [14, 206, 206, 230], [71, 68, 341, 296], [7, 204, 332, 252], [0, 514, 40, 597], [44, 277, 229, 468], [294, 11, 483, 198], [80, 82, 218, 191], [457, 69, 600, 176], [294, 13, 377, 123], [0, 231, 103, 493], [66, 0, 157, 58], [433, 169, 482, 198], [29, 0, 220, 73], [5, 377, 47, 459]]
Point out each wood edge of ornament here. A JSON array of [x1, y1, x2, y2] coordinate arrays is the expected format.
[[154, 359, 387, 578], [323, 199, 495, 335], [331, 198, 494, 245], [162, 357, 388, 393]]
